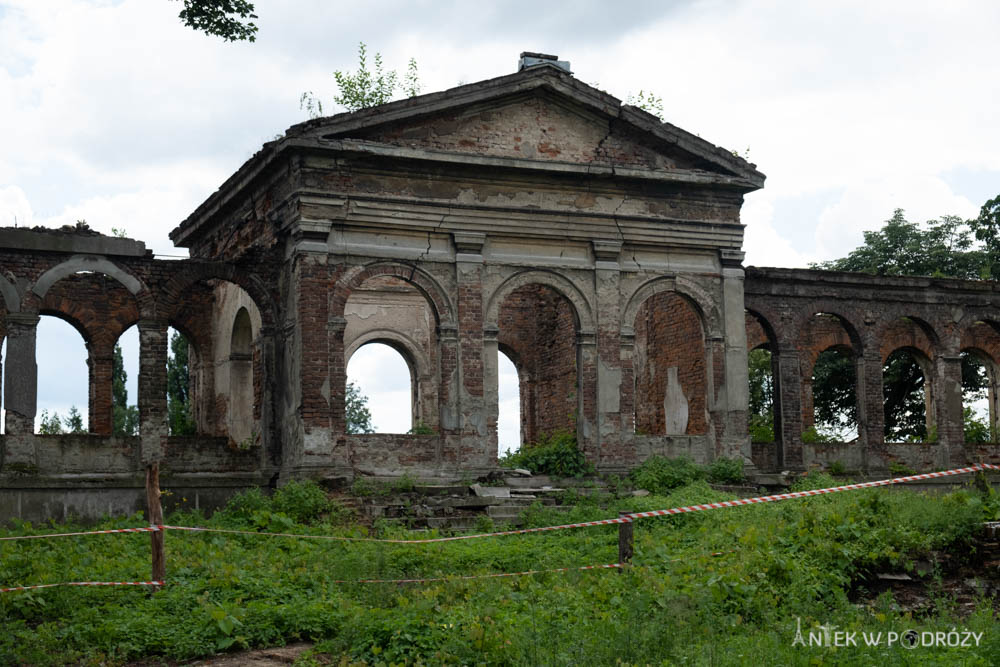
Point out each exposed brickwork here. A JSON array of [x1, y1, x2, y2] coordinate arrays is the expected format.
[[633, 292, 707, 436], [498, 284, 578, 443]]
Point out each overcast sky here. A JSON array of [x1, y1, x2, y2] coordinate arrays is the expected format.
[[2, 1, 999, 444]]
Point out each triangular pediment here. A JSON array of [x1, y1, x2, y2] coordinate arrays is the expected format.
[[287, 66, 764, 188]]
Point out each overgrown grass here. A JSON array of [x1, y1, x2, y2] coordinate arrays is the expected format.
[[2, 477, 1000, 665]]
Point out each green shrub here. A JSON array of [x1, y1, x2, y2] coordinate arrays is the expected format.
[[964, 407, 992, 443], [407, 421, 436, 435], [827, 460, 846, 476], [499, 430, 594, 478], [705, 457, 744, 485], [748, 414, 774, 443], [220, 486, 271, 522], [629, 455, 703, 494], [272, 480, 333, 524], [801, 426, 836, 443]]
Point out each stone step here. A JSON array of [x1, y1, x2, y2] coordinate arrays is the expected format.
[[414, 484, 472, 496], [487, 505, 525, 519]]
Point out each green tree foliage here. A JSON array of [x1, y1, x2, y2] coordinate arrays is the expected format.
[[345, 381, 374, 434], [168, 332, 197, 436], [174, 0, 258, 42], [812, 209, 986, 279], [626, 90, 664, 120], [747, 348, 774, 442], [37, 406, 85, 434], [812, 347, 858, 439], [113, 344, 139, 437], [970, 194, 1000, 279], [300, 43, 421, 118]]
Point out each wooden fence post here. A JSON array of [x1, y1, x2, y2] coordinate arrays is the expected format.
[[145, 463, 165, 587], [618, 510, 634, 572]]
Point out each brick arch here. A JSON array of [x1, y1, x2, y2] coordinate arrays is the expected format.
[[31, 255, 146, 299], [346, 329, 430, 381], [161, 262, 275, 327], [620, 276, 717, 337], [745, 308, 778, 351], [791, 305, 865, 354], [485, 269, 594, 333], [331, 262, 454, 326], [960, 319, 1000, 367], [39, 274, 140, 348], [877, 316, 938, 364]]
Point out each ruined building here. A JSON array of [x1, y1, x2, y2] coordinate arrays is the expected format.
[[2, 55, 1000, 519]]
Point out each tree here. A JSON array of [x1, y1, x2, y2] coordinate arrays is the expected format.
[[747, 348, 774, 441], [300, 43, 422, 118], [113, 344, 139, 437], [812, 209, 986, 279], [38, 410, 62, 435], [174, 0, 258, 42], [167, 332, 197, 436], [346, 381, 374, 434], [970, 194, 1000, 279], [65, 406, 85, 434]]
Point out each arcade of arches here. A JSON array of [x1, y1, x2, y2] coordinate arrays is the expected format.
[[4, 63, 1000, 521]]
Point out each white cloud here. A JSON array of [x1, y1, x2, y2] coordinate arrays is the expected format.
[[742, 192, 818, 268], [0, 185, 33, 227], [814, 174, 980, 261]]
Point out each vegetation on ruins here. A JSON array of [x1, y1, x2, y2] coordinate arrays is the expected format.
[[300, 43, 422, 118], [499, 430, 595, 478], [3, 473, 1000, 663]]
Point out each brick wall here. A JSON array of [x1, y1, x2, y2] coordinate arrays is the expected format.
[[633, 292, 707, 435], [498, 284, 577, 443]]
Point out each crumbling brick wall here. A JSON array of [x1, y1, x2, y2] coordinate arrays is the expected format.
[[633, 292, 707, 436], [498, 284, 577, 444]]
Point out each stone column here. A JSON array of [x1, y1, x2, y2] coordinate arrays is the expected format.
[[327, 315, 348, 468], [934, 351, 962, 468], [88, 340, 115, 436], [138, 320, 168, 463], [593, 240, 623, 465], [3, 313, 39, 435], [483, 324, 499, 455], [775, 344, 804, 469], [257, 325, 280, 468], [857, 347, 884, 469], [453, 232, 487, 468], [719, 251, 753, 464], [577, 330, 598, 460]]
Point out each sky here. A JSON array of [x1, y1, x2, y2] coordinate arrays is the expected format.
[[1, 0, 999, 444]]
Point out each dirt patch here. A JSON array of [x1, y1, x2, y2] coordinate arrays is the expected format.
[[129, 643, 313, 666]]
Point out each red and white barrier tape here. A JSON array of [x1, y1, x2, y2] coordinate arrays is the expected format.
[[0, 525, 161, 541], [334, 562, 622, 584], [163, 514, 632, 544], [0, 580, 163, 593], [625, 463, 1000, 521]]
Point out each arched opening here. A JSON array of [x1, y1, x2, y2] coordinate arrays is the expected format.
[[497, 347, 521, 456], [167, 327, 196, 436], [883, 348, 932, 442], [800, 313, 859, 443], [110, 325, 139, 437], [36, 315, 88, 434], [633, 291, 706, 436], [498, 284, 579, 444], [810, 346, 858, 442], [346, 342, 413, 433], [745, 310, 778, 444], [343, 273, 440, 434], [228, 307, 254, 445], [959, 319, 1000, 444]]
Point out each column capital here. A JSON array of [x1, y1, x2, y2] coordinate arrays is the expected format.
[[5, 312, 39, 327]]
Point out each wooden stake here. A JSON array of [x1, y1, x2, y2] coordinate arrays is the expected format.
[[618, 510, 634, 572], [145, 463, 165, 587]]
